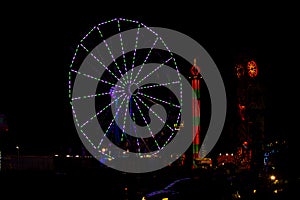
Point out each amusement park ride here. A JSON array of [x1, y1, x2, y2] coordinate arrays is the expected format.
[[228, 59, 264, 170], [190, 58, 202, 168], [217, 59, 265, 171]]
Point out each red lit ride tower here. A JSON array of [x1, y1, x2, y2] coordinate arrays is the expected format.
[[190, 59, 201, 163]]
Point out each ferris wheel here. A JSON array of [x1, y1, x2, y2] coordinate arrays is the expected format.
[[68, 18, 193, 172]]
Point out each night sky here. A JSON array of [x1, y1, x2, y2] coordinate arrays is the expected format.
[[0, 6, 285, 155]]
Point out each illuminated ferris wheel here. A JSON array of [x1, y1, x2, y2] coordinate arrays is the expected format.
[[68, 18, 186, 165]]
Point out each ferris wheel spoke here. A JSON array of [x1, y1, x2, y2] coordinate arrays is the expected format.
[[132, 96, 161, 150], [127, 24, 141, 84], [71, 92, 113, 101], [135, 94, 174, 132], [109, 87, 125, 97], [97, 94, 128, 149], [70, 69, 124, 90], [80, 93, 126, 128], [136, 57, 172, 86], [79, 129, 114, 160], [117, 20, 129, 83], [132, 37, 159, 84], [72, 101, 117, 158], [80, 43, 125, 86], [121, 96, 130, 135], [70, 68, 101, 81], [96, 26, 126, 87]]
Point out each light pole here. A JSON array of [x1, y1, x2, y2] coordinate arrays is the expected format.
[[16, 145, 19, 170]]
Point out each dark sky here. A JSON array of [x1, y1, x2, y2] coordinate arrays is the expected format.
[[0, 6, 285, 155]]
